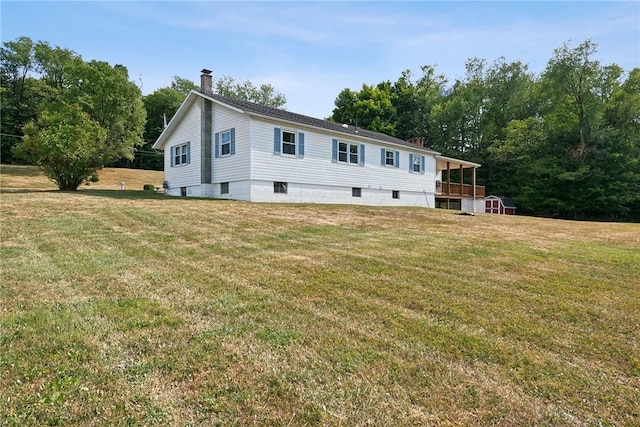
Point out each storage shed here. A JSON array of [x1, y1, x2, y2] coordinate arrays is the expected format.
[[485, 195, 516, 215]]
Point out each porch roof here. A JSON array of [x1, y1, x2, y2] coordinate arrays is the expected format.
[[435, 155, 481, 170]]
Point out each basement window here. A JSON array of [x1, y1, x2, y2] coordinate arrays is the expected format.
[[220, 182, 229, 194], [392, 190, 400, 199], [352, 187, 362, 197], [274, 181, 288, 194]]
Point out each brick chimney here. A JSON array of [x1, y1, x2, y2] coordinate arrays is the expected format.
[[407, 137, 424, 148], [200, 69, 213, 95]]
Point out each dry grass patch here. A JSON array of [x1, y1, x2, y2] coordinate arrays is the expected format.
[[1, 169, 639, 426], [1, 165, 163, 191]]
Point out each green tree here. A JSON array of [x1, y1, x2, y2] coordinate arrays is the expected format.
[[15, 104, 107, 190], [170, 75, 198, 96], [138, 79, 188, 170], [391, 66, 447, 141], [143, 87, 184, 144], [2, 37, 145, 168], [215, 76, 286, 108], [1, 37, 37, 162], [63, 60, 146, 162], [329, 83, 397, 135]]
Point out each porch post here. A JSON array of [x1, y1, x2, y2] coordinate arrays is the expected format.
[[447, 162, 451, 195], [459, 164, 464, 195], [472, 167, 477, 212]]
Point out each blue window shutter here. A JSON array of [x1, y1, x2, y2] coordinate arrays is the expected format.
[[214, 132, 220, 158], [359, 144, 365, 166], [394, 150, 399, 168], [298, 132, 304, 158], [409, 154, 414, 172], [230, 128, 236, 155], [421, 156, 426, 174], [274, 127, 281, 154], [170, 146, 175, 167], [186, 141, 191, 164], [332, 139, 338, 162], [381, 148, 385, 166]]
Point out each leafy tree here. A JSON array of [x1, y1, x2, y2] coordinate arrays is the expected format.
[[215, 76, 286, 108], [170, 75, 198, 96], [137, 79, 188, 170], [329, 88, 358, 124], [4, 36, 146, 181], [328, 38, 638, 220], [390, 66, 447, 141], [1, 37, 37, 162], [143, 87, 184, 144], [542, 39, 606, 163], [62, 60, 146, 162], [330, 83, 397, 135], [15, 104, 107, 190]]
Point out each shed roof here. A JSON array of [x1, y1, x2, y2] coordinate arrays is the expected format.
[[487, 195, 517, 208]]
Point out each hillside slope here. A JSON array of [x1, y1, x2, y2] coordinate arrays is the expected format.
[[1, 168, 639, 426], [0, 165, 163, 191]]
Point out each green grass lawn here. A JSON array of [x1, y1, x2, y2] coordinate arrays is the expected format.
[[1, 168, 639, 425]]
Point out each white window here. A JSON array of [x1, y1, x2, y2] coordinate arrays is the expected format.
[[333, 139, 364, 166], [385, 150, 395, 166], [412, 155, 421, 172], [221, 130, 231, 156], [215, 128, 235, 158], [172, 142, 190, 166], [409, 153, 425, 174], [282, 131, 296, 155], [381, 148, 399, 168], [339, 142, 359, 164], [274, 128, 304, 158]]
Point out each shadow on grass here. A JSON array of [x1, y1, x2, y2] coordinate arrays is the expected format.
[[1, 188, 168, 200], [2, 187, 238, 203], [0, 165, 44, 177], [75, 189, 236, 202], [75, 189, 172, 200]]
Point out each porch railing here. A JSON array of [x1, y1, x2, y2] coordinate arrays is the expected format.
[[436, 181, 485, 197]]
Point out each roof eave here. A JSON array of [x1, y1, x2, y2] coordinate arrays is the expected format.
[[152, 90, 200, 150], [435, 154, 481, 168]]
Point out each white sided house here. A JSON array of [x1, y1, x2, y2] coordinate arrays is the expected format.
[[153, 70, 485, 211]]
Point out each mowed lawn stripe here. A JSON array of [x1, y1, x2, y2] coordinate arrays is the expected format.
[[1, 173, 639, 425]]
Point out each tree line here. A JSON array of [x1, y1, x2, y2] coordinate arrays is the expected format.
[[0, 36, 286, 185], [2, 36, 638, 221], [329, 40, 639, 221]]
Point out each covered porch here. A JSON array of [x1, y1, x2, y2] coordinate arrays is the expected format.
[[435, 155, 484, 211]]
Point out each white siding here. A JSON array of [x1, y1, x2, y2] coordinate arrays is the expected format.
[[248, 118, 437, 205], [250, 180, 435, 207], [211, 106, 251, 183], [462, 198, 485, 213], [162, 104, 201, 191], [159, 95, 478, 208]]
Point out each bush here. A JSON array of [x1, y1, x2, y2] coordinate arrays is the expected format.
[[143, 184, 155, 192]]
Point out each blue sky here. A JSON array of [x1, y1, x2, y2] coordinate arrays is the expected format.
[[2, 1, 639, 119]]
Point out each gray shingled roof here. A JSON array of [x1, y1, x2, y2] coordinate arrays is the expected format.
[[205, 92, 440, 154], [489, 195, 516, 208]]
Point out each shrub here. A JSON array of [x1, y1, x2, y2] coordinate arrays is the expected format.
[[143, 184, 155, 192]]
